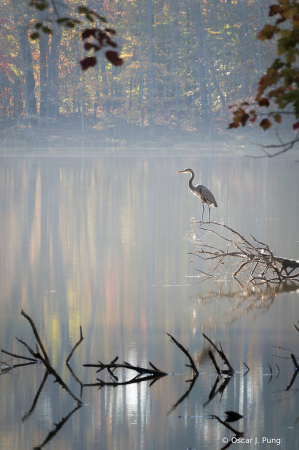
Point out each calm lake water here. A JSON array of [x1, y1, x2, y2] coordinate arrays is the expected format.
[[0, 149, 299, 450]]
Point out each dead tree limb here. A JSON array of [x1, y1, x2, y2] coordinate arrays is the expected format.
[[95, 373, 163, 387], [166, 332, 199, 376], [85, 333, 200, 385], [291, 353, 299, 370], [209, 350, 221, 375], [167, 376, 198, 414], [84, 358, 168, 378], [21, 310, 50, 362], [34, 404, 82, 449], [203, 334, 234, 375], [14, 310, 83, 405], [66, 326, 84, 364], [189, 222, 299, 284], [1, 349, 38, 362], [203, 376, 231, 407], [22, 371, 49, 422], [214, 415, 244, 437]]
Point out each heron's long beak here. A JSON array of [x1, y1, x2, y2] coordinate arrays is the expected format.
[[176, 171, 183, 173]]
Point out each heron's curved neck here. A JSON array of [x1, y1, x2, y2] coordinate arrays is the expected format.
[[188, 172, 195, 190]]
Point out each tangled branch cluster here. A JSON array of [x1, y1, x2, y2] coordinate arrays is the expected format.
[[190, 222, 299, 284]]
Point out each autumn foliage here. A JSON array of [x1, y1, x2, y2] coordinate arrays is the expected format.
[[229, 0, 299, 132], [29, 1, 123, 70]]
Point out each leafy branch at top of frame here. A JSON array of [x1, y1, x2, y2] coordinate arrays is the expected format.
[[29, 0, 123, 70], [229, 0, 299, 133]]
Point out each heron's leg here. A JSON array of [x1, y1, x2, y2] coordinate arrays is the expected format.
[[208, 205, 211, 223], [202, 203, 204, 222]]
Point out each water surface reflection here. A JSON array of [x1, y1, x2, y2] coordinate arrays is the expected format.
[[0, 153, 299, 450]]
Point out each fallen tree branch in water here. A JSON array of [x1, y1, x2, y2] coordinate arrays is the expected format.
[[189, 221, 299, 284], [214, 414, 244, 437], [84, 356, 169, 379], [203, 334, 234, 375], [66, 325, 84, 363], [166, 332, 199, 376], [2, 310, 84, 405], [85, 333, 201, 386]]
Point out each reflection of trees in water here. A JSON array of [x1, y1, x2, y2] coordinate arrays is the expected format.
[[194, 279, 299, 324]]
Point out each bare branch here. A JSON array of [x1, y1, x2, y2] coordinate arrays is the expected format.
[[245, 131, 299, 159], [66, 326, 84, 364], [84, 360, 168, 377], [21, 309, 50, 362], [189, 222, 299, 284], [166, 333, 199, 375], [202, 334, 234, 374]]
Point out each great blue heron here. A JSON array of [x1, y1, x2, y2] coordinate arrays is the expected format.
[[177, 168, 217, 222]]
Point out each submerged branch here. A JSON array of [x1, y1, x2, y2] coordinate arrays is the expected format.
[[5, 311, 84, 405], [84, 354, 169, 386], [203, 334, 234, 375], [166, 332, 199, 375]]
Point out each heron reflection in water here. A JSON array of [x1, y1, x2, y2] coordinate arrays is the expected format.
[[177, 168, 217, 222]]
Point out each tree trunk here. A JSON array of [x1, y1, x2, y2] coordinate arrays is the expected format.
[[100, 57, 110, 114], [170, 0, 180, 133], [146, 0, 155, 133], [138, 0, 145, 137], [39, 33, 48, 117], [47, 28, 62, 119], [18, 27, 38, 117], [238, 0, 249, 97], [193, 0, 209, 131]]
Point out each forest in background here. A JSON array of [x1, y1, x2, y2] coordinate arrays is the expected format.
[[0, 0, 279, 149]]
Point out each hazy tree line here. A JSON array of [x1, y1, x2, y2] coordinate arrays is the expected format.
[[0, 0, 276, 140]]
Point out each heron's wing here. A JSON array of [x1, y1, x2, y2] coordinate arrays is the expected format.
[[196, 184, 217, 207]]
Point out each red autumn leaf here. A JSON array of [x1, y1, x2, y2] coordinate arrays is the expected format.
[[293, 121, 299, 129], [105, 51, 123, 66], [250, 117, 256, 123], [79, 56, 97, 70], [258, 97, 270, 107], [240, 113, 249, 126], [82, 28, 96, 40], [260, 118, 272, 130], [274, 114, 281, 123], [269, 5, 281, 16]]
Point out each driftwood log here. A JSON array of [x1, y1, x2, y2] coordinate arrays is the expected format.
[[189, 221, 299, 284]]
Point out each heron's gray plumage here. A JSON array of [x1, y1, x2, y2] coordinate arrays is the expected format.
[[177, 168, 217, 222]]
